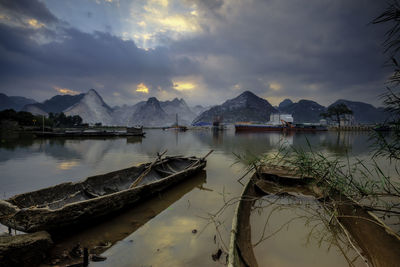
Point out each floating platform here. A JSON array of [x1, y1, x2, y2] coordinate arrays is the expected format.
[[34, 127, 145, 137]]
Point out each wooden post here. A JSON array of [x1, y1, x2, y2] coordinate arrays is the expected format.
[[184, 149, 214, 170], [201, 149, 214, 161], [129, 150, 168, 188]]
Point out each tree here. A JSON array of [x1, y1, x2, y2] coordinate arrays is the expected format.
[[320, 103, 353, 127], [47, 112, 83, 127], [15, 111, 36, 126], [0, 109, 17, 122], [71, 115, 82, 126]]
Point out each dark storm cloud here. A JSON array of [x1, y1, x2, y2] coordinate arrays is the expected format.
[[0, 0, 58, 23], [0, 0, 394, 106], [0, 21, 175, 104], [171, 0, 391, 105]]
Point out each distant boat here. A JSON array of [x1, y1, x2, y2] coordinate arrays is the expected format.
[[0, 154, 209, 233], [235, 113, 327, 132], [235, 123, 283, 132], [235, 122, 327, 132], [167, 114, 188, 131], [212, 115, 226, 131]]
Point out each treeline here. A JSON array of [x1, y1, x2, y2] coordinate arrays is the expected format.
[[0, 109, 83, 127], [48, 112, 83, 127]]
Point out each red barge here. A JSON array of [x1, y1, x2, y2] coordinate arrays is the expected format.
[[235, 123, 327, 132]]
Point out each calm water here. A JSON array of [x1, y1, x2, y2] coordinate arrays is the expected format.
[[0, 130, 387, 266]]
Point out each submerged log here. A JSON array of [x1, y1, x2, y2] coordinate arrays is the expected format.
[[0, 231, 53, 267]]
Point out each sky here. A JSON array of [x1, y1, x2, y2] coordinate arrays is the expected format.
[[0, 0, 393, 107]]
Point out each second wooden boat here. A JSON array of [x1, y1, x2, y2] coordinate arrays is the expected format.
[[228, 166, 400, 267]]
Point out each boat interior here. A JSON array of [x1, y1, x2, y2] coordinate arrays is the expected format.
[[7, 157, 199, 210]]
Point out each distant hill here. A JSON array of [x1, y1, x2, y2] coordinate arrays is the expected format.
[[329, 99, 389, 124], [0, 93, 36, 111], [279, 99, 326, 123], [130, 97, 169, 127], [112, 102, 146, 126], [4, 89, 391, 126], [278, 99, 293, 110], [193, 91, 277, 124], [64, 89, 113, 125], [160, 98, 196, 125], [191, 105, 208, 115], [23, 93, 84, 114]]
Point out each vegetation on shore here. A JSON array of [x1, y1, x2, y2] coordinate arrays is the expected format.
[[320, 103, 353, 127], [371, 0, 400, 160], [0, 109, 83, 128]]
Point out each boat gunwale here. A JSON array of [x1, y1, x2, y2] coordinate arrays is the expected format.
[[0, 156, 206, 234], [4, 156, 202, 212], [228, 177, 258, 267]]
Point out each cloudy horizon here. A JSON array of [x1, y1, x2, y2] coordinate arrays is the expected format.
[[0, 0, 393, 107]]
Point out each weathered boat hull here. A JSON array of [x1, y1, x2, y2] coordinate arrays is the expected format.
[[0, 157, 206, 233], [46, 171, 207, 266], [254, 166, 400, 267], [229, 167, 400, 267], [228, 177, 260, 267], [0, 231, 53, 267]]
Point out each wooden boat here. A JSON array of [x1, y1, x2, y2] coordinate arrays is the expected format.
[[0, 154, 209, 233], [228, 166, 400, 267], [228, 170, 318, 267], [228, 176, 260, 267]]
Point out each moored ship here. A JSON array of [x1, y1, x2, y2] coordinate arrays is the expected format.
[[235, 113, 327, 132], [235, 123, 283, 132]]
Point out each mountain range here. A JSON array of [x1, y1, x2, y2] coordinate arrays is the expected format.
[[0, 93, 36, 111], [193, 91, 277, 123], [24, 93, 85, 115], [0, 89, 204, 127], [328, 99, 388, 124], [0, 89, 390, 126], [278, 99, 326, 123]]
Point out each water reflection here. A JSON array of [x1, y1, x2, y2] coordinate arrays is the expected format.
[[0, 130, 377, 166], [57, 160, 80, 170], [43, 171, 207, 267], [0, 129, 386, 266], [249, 191, 364, 266]]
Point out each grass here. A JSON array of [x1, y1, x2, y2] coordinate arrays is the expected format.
[[234, 140, 400, 230]]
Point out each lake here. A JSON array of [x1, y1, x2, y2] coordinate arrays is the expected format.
[[0, 129, 388, 266]]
